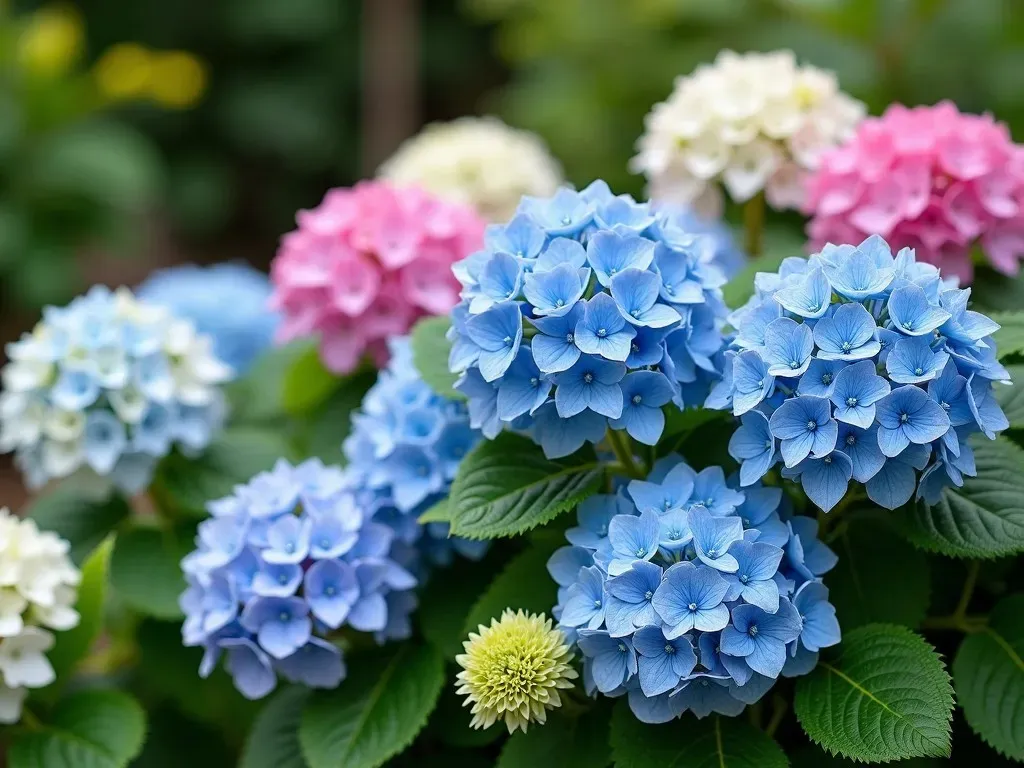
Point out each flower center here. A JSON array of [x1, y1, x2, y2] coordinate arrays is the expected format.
[[593, 599, 602, 608], [739, 574, 749, 583], [900, 413, 910, 423], [940, 400, 950, 410], [503, 335, 513, 346], [279, 612, 290, 622], [566, 332, 574, 343], [325, 586, 335, 596], [842, 342, 851, 351], [617, 643, 628, 653], [320, 539, 330, 549], [597, 328, 608, 338], [822, 373, 833, 385], [644, 590, 654, 600], [846, 397, 857, 407], [807, 420, 817, 431], [764, 440, 773, 449], [904, 321, 914, 330], [789, 360, 800, 369], [555, 299, 565, 307], [664, 644, 675, 654], [561, 215, 572, 225], [530, 377, 539, 387], [632, 394, 642, 405], [635, 547, 647, 557], [583, 373, 594, 384], [914, 367, 924, 376], [688, 602, 698, 611], [748, 625, 759, 637], [846, 434, 857, 446]]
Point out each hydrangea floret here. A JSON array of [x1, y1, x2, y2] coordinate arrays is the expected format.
[[448, 180, 729, 459], [632, 50, 864, 217], [379, 116, 564, 223], [709, 235, 1010, 511], [269, 181, 485, 375], [806, 101, 1024, 283], [179, 459, 418, 700], [137, 262, 279, 374], [548, 456, 839, 723], [0, 286, 233, 494], [342, 337, 487, 571], [455, 609, 577, 733], [0, 508, 81, 724]]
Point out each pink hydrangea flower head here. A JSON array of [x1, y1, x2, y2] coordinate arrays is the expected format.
[[806, 101, 1024, 283], [270, 180, 486, 373]]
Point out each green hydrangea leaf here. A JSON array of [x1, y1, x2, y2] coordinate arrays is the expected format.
[[994, 365, 1024, 429], [299, 645, 444, 768], [109, 525, 191, 619], [9, 689, 147, 768], [990, 311, 1024, 359], [463, 538, 561, 636], [953, 593, 1024, 761], [609, 699, 788, 767], [828, 518, 930, 630], [498, 708, 611, 768], [225, 341, 312, 425], [794, 624, 954, 763], [26, 487, 130, 566], [297, 369, 376, 464], [411, 315, 464, 401], [449, 432, 603, 539], [282, 344, 343, 416], [897, 437, 1024, 558], [241, 687, 310, 768]]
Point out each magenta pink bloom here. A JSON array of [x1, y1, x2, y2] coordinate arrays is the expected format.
[[270, 181, 485, 373], [806, 101, 1024, 283]]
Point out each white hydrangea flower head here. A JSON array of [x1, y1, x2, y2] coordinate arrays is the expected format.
[[379, 116, 563, 222], [0, 286, 233, 493], [0, 508, 81, 724], [632, 49, 865, 217]]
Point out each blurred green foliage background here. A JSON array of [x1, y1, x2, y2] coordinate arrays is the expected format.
[[2, 0, 1023, 310]]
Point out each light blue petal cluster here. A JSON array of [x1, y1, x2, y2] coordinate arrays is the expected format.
[[710, 235, 1011, 511], [180, 458, 418, 700], [0, 286, 233, 494], [448, 181, 733, 458], [343, 337, 488, 571], [550, 455, 840, 723], [137, 263, 279, 374]]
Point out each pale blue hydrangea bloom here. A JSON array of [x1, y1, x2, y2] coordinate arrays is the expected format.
[[0, 286, 233, 493], [549, 455, 840, 723], [180, 458, 418, 700], [343, 337, 487, 573], [709, 235, 1011, 511], [137, 263, 279, 374], [448, 181, 733, 458]]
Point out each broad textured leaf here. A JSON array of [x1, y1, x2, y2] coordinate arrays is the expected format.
[[464, 538, 561, 635], [299, 645, 444, 768], [299, 369, 375, 463], [282, 345, 343, 416], [9, 689, 146, 768], [225, 341, 312, 425], [241, 687, 311, 768], [155, 427, 297, 516], [995, 366, 1024, 428], [609, 700, 787, 768], [953, 594, 1024, 761], [898, 437, 1024, 558], [110, 525, 191, 619], [449, 432, 602, 539], [499, 708, 611, 768], [418, 498, 450, 524], [27, 488, 130, 565], [45, 537, 112, 687], [829, 518, 930, 630], [411, 315, 463, 400], [419, 555, 500, 658], [657, 407, 731, 457], [990, 311, 1024, 359], [795, 624, 954, 763]]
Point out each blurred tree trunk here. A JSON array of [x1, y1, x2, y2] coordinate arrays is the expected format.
[[361, 0, 420, 176]]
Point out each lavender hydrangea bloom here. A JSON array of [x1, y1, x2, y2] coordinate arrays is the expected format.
[[0, 286, 233, 493], [711, 235, 1011, 511], [180, 458, 416, 699], [343, 337, 488, 572], [550, 455, 840, 723], [448, 181, 732, 458]]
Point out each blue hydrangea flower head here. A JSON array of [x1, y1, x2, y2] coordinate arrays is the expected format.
[[180, 458, 418, 699], [0, 286, 234, 493], [549, 455, 840, 723], [448, 181, 732, 458], [343, 337, 488, 571], [137, 263, 279, 374], [711, 235, 1012, 511]]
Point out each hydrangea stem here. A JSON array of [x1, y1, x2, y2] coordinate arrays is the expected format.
[[605, 429, 645, 479], [743, 193, 765, 258], [764, 694, 788, 738], [921, 560, 985, 633]]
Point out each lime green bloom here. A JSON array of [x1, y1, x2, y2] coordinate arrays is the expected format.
[[455, 609, 577, 734]]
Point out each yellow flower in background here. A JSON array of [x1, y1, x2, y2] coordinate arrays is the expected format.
[[93, 43, 152, 101], [16, 4, 84, 78], [455, 609, 577, 734], [147, 50, 207, 109]]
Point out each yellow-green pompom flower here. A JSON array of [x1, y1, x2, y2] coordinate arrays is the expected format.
[[455, 609, 577, 734]]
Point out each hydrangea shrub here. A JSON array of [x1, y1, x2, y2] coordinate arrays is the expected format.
[[709, 235, 1010, 511], [547, 456, 839, 723], [0, 286, 233, 493], [449, 180, 730, 458]]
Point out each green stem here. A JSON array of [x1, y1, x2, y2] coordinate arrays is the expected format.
[[764, 694, 788, 738], [953, 560, 980, 620], [920, 614, 987, 633], [743, 193, 765, 258], [747, 700, 763, 729], [606, 429, 644, 480], [20, 707, 43, 731]]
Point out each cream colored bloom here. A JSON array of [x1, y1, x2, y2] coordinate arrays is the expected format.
[[455, 608, 577, 734], [380, 117, 563, 222], [632, 49, 865, 216]]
